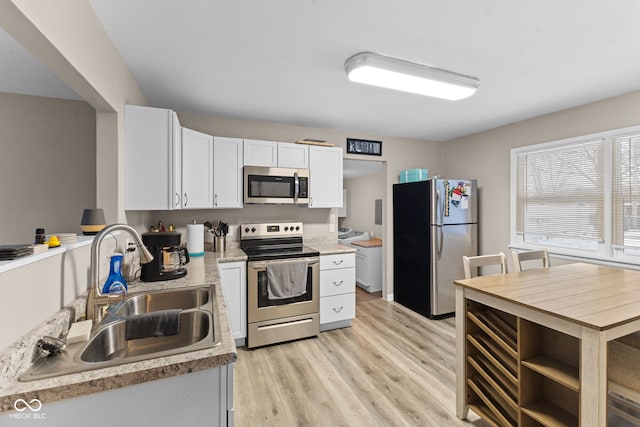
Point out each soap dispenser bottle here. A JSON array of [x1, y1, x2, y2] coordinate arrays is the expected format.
[[102, 253, 128, 294]]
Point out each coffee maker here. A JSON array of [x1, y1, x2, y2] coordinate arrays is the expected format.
[[141, 232, 189, 282]]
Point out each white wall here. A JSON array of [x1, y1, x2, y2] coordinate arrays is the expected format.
[[0, 92, 96, 243], [342, 172, 385, 239], [442, 89, 640, 271]]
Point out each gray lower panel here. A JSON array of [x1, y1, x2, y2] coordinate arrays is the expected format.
[[247, 313, 319, 349]]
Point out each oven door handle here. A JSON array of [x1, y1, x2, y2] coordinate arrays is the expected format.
[[248, 257, 320, 271]]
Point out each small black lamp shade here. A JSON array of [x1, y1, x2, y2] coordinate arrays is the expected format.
[[80, 209, 106, 235]]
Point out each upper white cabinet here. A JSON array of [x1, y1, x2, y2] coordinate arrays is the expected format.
[[124, 105, 182, 210], [309, 146, 343, 208], [213, 137, 243, 209], [181, 127, 213, 209], [277, 142, 308, 168], [243, 139, 278, 167], [243, 139, 309, 169]]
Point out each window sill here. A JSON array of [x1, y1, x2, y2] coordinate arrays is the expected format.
[[509, 244, 640, 271]]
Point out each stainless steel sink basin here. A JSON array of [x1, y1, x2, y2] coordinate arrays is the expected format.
[[113, 287, 209, 316], [19, 285, 220, 382], [80, 310, 210, 363]]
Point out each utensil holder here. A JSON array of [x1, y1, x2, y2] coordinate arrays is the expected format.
[[214, 236, 226, 253]]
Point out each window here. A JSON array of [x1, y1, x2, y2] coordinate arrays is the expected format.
[[511, 126, 640, 264]]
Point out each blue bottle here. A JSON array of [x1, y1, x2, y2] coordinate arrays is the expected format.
[[102, 253, 128, 294]]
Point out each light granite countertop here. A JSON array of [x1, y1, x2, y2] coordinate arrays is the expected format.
[[307, 241, 357, 255], [0, 249, 246, 413]]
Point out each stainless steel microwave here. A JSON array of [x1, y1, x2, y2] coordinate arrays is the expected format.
[[243, 166, 309, 205]]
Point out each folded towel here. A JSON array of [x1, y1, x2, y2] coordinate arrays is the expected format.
[[125, 309, 181, 340], [266, 260, 308, 300]]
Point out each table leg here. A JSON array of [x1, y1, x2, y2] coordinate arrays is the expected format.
[[455, 287, 469, 419], [580, 327, 608, 426]]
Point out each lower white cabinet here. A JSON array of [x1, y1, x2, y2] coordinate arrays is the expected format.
[[319, 252, 355, 331], [354, 245, 382, 293], [218, 261, 247, 342], [38, 365, 234, 427]]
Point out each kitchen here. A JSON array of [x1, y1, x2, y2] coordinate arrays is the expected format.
[[3, 1, 640, 426]]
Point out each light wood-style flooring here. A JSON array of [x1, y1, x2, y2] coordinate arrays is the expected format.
[[234, 288, 489, 426]]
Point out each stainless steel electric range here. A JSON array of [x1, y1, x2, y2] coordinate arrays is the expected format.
[[240, 222, 320, 348]]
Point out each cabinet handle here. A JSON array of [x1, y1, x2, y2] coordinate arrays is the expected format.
[[184, 193, 188, 207], [333, 260, 344, 265], [310, 196, 313, 207], [332, 280, 344, 286], [332, 306, 344, 313], [175, 192, 180, 207], [214, 194, 218, 207]]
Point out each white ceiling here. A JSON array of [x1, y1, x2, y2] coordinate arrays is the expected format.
[[4, 1, 640, 142]]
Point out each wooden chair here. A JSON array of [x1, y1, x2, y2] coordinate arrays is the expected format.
[[511, 249, 550, 272], [609, 334, 640, 425], [462, 253, 508, 279]]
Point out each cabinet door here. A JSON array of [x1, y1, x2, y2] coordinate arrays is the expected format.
[[171, 112, 182, 209], [213, 137, 243, 208], [243, 139, 277, 167], [355, 250, 367, 286], [218, 262, 247, 340], [309, 146, 343, 208], [125, 105, 179, 210], [278, 142, 308, 168], [181, 128, 213, 209]]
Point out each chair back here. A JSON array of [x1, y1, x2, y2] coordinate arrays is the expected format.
[[463, 253, 508, 279], [511, 249, 550, 272]]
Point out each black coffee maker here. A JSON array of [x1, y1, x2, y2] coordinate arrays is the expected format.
[[141, 232, 189, 282]]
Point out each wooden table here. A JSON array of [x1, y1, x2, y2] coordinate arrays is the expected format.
[[453, 262, 640, 426]]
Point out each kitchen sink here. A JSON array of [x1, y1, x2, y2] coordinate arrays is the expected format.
[[80, 310, 210, 363], [19, 285, 220, 382], [112, 287, 209, 316]]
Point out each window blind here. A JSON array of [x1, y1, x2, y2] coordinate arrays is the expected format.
[[516, 139, 604, 244], [612, 134, 640, 249]]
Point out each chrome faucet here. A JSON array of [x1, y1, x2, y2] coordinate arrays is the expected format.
[[86, 224, 154, 322]]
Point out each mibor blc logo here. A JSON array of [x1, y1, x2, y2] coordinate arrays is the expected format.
[[9, 398, 47, 420]]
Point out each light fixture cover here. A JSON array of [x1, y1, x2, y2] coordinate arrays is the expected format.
[[344, 52, 479, 101]]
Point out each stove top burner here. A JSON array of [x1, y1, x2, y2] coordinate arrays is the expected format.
[[240, 221, 318, 261]]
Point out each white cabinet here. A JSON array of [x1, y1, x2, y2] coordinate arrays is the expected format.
[[243, 139, 278, 167], [309, 146, 343, 208], [44, 365, 234, 426], [319, 252, 355, 331], [277, 142, 308, 168], [214, 137, 243, 209], [181, 127, 213, 209], [124, 105, 182, 210], [218, 261, 247, 342], [354, 244, 382, 293], [244, 139, 309, 169]]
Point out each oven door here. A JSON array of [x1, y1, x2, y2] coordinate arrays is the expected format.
[[247, 256, 319, 323]]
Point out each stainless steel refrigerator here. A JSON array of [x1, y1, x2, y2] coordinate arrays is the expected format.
[[393, 178, 477, 318]]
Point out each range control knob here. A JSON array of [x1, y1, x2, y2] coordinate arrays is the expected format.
[[244, 227, 250, 233], [284, 226, 289, 231], [295, 226, 300, 231], [251, 227, 256, 233]]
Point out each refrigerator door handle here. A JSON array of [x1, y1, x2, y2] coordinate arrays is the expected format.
[[436, 225, 444, 257], [435, 189, 443, 226]]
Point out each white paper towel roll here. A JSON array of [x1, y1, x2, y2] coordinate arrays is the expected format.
[[186, 223, 204, 257]]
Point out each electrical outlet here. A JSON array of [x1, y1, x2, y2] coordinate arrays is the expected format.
[[227, 226, 234, 237]]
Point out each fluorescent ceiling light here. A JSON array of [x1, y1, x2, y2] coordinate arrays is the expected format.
[[344, 52, 479, 101]]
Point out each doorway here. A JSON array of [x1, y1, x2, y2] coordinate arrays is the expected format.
[[341, 159, 385, 299]]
